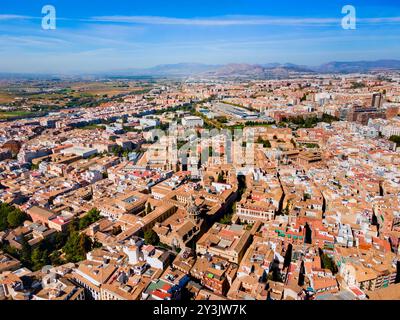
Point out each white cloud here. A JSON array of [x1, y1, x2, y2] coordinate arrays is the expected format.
[[2, 12, 400, 27], [91, 15, 340, 26], [0, 14, 33, 20], [360, 17, 400, 23], [91, 15, 400, 27]]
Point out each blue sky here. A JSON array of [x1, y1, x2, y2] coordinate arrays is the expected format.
[[1, 0, 400, 74]]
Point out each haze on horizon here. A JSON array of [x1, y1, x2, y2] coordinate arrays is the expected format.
[[1, 0, 400, 74]]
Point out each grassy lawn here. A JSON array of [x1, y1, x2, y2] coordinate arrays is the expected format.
[[0, 111, 36, 119], [80, 124, 106, 130]]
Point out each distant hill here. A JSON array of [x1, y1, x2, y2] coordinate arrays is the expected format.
[[105, 60, 400, 78], [315, 60, 400, 73], [202, 63, 269, 78], [200, 63, 315, 78], [3, 60, 400, 79], [106, 63, 220, 77]]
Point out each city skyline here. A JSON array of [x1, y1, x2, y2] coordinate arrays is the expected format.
[[1, 0, 400, 73]]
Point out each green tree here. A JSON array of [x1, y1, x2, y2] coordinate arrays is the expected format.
[[31, 163, 40, 170], [53, 232, 68, 250], [0, 210, 8, 231], [79, 233, 93, 252], [282, 203, 290, 215], [79, 208, 101, 230], [219, 214, 232, 225], [68, 217, 80, 233], [63, 231, 93, 263], [111, 145, 123, 156], [0, 202, 29, 231], [7, 209, 28, 228], [144, 230, 159, 246], [319, 248, 338, 274], [19, 237, 32, 267], [30, 248, 40, 269], [389, 135, 400, 147], [50, 250, 64, 266], [31, 248, 50, 270], [351, 82, 366, 89], [257, 136, 271, 148], [303, 193, 311, 201]]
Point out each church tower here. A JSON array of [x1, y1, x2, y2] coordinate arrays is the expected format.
[[187, 195, 201, 223]]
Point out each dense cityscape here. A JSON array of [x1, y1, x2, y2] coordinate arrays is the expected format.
[[0, 70, 400, 301], [1, 0, 400, 307]]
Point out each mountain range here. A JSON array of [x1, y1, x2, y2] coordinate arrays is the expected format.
[[1, 60, 400, 79], [105, 60, 400, 78]]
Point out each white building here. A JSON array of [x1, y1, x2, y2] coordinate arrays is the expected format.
[[81, 170, 103, 184], [181, 116, 204, 128], [382, 123, 400, 138], [336, 224, 354, 247], [61, 146, 98, 159]]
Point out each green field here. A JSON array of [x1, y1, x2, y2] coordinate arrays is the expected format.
[[0, 111, 36, 119], [80, 124, 106, 130]]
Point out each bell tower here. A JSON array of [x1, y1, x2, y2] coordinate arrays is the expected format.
[[187, 195, 201, 223]]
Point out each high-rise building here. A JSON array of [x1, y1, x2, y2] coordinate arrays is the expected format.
[[372, 93, 384, 109]]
